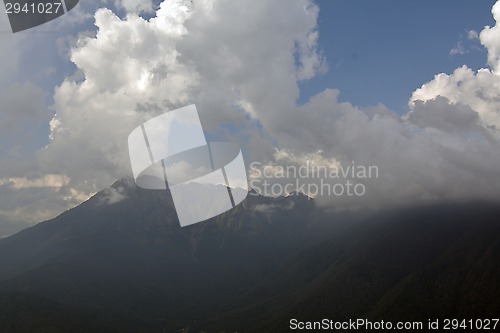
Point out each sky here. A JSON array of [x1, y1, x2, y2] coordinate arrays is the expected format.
[[303, 0, 498, 111], [1, 0, 500, 237]]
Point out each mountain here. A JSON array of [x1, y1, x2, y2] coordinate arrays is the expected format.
[[0, 179, 499, 332], [0, 178, 343, 332], [0, 292, 123, 333], [200, 202, 500, 332]]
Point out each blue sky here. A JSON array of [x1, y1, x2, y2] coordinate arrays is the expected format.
[[299, 0, 497, 112]]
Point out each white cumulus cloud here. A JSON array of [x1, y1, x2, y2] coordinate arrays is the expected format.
[[3, 0, 500, 233]]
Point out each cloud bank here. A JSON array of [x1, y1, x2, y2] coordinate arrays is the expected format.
[[2, 0, 500, 233]]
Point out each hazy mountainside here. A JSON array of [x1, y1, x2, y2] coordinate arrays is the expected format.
[[200, 202, 500, 333], [0, 292, 130, 333], [0, 179, 499, 332], [0, 178, 342, 332]]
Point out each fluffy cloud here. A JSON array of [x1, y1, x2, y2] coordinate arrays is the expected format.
[[481, 1, 500, 71], [467, 30, 479, 40], [408, 96, 481, 133], [41, 0, 325, 194], [3, 0, 500, 234], [0, 174, 69, 190], [42, 0, 500, 212], [449, 41, 466, 56], [0, 180, 89, 236]]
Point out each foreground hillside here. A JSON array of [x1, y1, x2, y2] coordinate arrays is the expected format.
[[0, 179, 498, 332]]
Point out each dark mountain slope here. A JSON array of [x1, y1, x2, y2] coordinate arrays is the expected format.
[[0, 292, 143, 333], [369, 211, 500, 321], [199, 202, 500, 333], [0, 179, 341, 331], [1, 178, 499, 332]]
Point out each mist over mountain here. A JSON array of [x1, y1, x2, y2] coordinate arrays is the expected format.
[[0, 178, 341, 331], [0, 179, 499, 332]]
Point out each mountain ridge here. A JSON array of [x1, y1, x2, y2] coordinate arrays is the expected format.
[[0, 179, 499, 332]]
